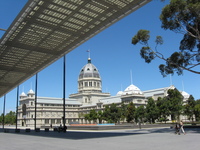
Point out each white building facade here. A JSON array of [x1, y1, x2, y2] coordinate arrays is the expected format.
[[17, 58, 190, 128]]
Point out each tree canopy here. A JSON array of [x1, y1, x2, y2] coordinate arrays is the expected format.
[[156, 97, 170, 122], [146, 98, 159, 123], [183, 95, 196, 121], [134, 105, 146, 123], [167, 89, 183, 120], [102, 104, 121, 123], [0, 111, 16, 125], [126, 102, 136, 123], [132, 0, 200, 76]]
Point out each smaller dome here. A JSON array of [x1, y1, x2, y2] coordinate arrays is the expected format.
[[181, 91, 190, 99], [28, 89, 35, 95], [116, 91, 123, 96], [20, 92, 27, 97], [122, 84, 143, 95]]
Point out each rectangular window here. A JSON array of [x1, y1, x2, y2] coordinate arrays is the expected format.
[[45, 119, 49, 124], [51, 119, 55, 124], [89, 82, 92, 87], [57, 119, 61, 124]]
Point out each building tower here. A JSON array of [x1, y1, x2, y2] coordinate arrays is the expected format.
[[78, 58, 102, 93], [69, 57, 110, 105]]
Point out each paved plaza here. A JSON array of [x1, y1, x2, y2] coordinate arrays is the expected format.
[[0, 127, 199, 150]]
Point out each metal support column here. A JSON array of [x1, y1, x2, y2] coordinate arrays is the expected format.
[[34, 73, 38, 130], [16, 86, 19, 129], [63, 55, 66, 131], [2, 95, 6, 129]]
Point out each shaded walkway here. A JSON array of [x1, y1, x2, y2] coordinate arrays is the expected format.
[[0, 127, 199, 150]]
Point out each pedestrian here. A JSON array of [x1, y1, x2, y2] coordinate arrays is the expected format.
[[174, 122, 180, 135], [180, 120, 186, 135]]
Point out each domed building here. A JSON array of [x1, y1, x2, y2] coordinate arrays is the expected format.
[[78, 58, 101, 93], [122, 84, 143, 95], [69, 58, 110, 105], [122, 85, 145, 105], [17, 57, 191, 127]]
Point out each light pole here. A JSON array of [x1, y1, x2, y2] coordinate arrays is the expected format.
[[3, 95, 6, 130], [34, 73, 38, 130], [16, 86, 19, 130], [63, 55, 66, 132]]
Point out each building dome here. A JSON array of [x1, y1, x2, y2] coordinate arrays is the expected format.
[[181, 91, 190, 99], [122, 84, 143, 95], [116, 91, 123, 96], [78, 58, 102, 93], [27, 89, 35, 98], [28, 89, 35, 95], [20, 92, 27, 97], [79, 58, 101, 79]]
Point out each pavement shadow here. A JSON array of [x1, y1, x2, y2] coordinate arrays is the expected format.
[[1, 127, 199, 140], [145, 127, 200, 134], [0, 129, 146, 140]]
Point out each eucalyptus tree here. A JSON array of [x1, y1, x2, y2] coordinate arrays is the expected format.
[[132, 0, 200, 76]]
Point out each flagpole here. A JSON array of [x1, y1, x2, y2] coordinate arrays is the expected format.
[[130, 70, 133, 85], [87, 49, 90, 58]]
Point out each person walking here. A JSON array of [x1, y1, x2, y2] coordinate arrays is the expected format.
[[174, 122, 180, 135], [180, 120, 186, 135]]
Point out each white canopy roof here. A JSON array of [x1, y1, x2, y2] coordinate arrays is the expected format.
[[0, 0, 151, 97]]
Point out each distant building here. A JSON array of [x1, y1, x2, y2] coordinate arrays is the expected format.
[[17, 58, 190, 127]]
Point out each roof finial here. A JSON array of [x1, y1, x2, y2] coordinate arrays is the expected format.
[[87, 49, 91, 63]]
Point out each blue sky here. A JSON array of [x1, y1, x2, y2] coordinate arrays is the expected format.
[[0, 0, 200, 113]]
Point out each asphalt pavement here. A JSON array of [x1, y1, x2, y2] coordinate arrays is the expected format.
[[0, 127, 199, 150]]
